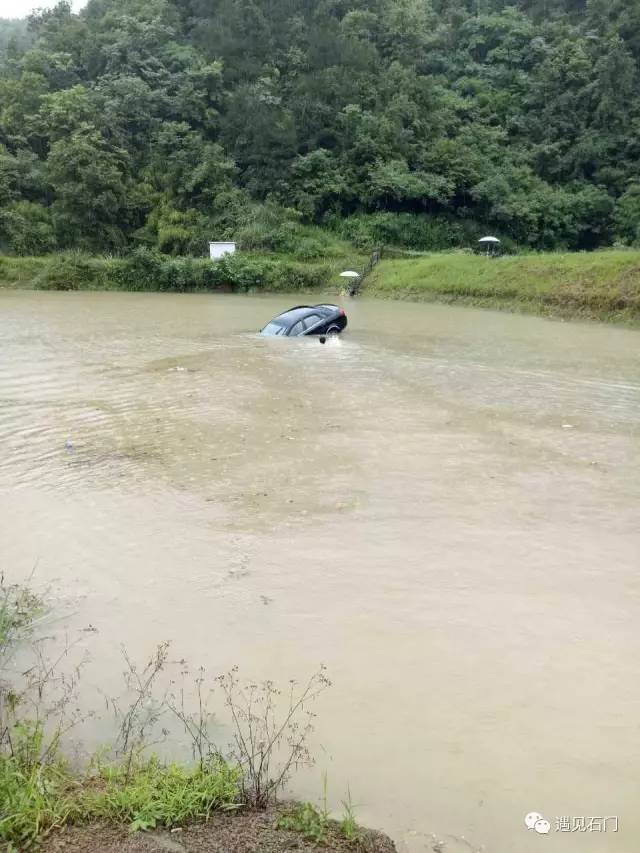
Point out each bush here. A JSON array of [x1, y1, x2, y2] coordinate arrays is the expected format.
[[210, 253, 273, 291], [331, 212, 483, 251], [0, 243, 339, 294], [106, 248, 163, 290], [265, 260, 331, 291], [32, 253, 105, 290], [0, 202, 56, 256], [233, 204, 348, 260], [287, 236, 325, 261], [106, 249, 288, 293], [106, 249, 213, 292]]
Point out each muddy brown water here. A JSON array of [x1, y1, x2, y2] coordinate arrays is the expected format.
[[1, 290, 639, 853]]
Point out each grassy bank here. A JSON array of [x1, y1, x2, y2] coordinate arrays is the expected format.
[[3, 247, 640, 326], [0, 578, 393, 852], [366, 249, 640, 324], [0, 245, 367, 295]]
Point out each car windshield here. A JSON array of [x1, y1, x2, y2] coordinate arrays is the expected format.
[[262, 321, 287, 335]]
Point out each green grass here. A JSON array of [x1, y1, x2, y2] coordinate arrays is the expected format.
[[0, 750, 241, 848], [275, 775, 363, 847], [4, 247, 640, 324], [77, 756, 240, 832], [0, 245, 368, 295], [276, 801, 331, 844], [339, 790, 361, 843], [275, 799, 364, 846], [0, 752, 75, 850], [366, 249, 640, 324]]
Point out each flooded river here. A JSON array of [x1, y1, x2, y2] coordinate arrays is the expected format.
[[1, 290, 639, 852]]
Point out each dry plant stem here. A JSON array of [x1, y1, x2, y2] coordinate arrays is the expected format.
[[166, 665, 220, 769], [114, 642, 171, 782], [219, 666, 331, 807]]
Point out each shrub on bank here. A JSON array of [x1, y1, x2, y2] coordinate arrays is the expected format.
[[0, 249, 336, 294], [233, 204, 350, 261], [330, 212, 484, 251], [103, 249, 333, 292], [32, 253, 107, 291]]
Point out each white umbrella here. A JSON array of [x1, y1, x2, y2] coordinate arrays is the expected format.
[[339, 270, 361, 277], [478, 236, 501, 243]]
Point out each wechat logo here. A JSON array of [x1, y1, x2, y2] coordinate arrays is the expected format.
[[525, 812, 551, 834]]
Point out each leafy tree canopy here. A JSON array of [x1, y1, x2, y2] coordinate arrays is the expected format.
[[1, 0, 640, 254]]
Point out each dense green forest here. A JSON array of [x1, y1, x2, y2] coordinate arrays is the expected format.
[[0, 18, 30, 58], [1, 0, 640, 258]]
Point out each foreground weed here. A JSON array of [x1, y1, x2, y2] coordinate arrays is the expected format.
[[0, 750, 74, 849], [218, 665, 332, 807], [340, 788, 362, 843], [277, 782, 363, 847], [110, 642, 171, 782], [0, 573, 43, 663], [79, 756, 241, 832], [277, 801, 330, 844]]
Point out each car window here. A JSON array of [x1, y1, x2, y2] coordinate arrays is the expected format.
[[303, 314, 321, 330], [289, 320, 305, 336], [262, 321, 287, 335]]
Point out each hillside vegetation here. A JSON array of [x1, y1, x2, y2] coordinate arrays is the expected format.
[[1, 0, 640, 259]]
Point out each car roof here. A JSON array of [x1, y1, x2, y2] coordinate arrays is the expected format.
[[275, 305, 335, 324]]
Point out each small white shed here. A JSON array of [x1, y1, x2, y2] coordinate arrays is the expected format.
[[209, 241, 236, 260]]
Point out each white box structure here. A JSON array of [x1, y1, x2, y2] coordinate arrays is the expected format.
[[209, 241, 237, 260]]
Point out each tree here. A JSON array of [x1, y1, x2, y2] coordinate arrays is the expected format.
[[615, 184, 640, 245], [46, 125, 131, 249], [0, 200, 55, 255]]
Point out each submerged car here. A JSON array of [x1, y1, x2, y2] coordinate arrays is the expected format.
[[260, 304, 347, 337]]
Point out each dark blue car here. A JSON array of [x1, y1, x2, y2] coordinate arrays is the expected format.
[[260, 304, 347, 337]]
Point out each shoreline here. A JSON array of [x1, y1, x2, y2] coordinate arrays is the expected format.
[[2, 248, 640, 327], [0, 579, 396, 852], [41, 806, 398, 853], [365, 249, 640, 326]]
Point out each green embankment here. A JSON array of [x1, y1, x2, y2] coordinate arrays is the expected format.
[[2, 248, 640, 325], [366, 250, 640, 324], [0, 245, 367, 295]]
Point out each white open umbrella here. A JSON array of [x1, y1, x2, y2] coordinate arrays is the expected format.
[[478, 236, 501, 256], [339, 270, 361, 277]]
